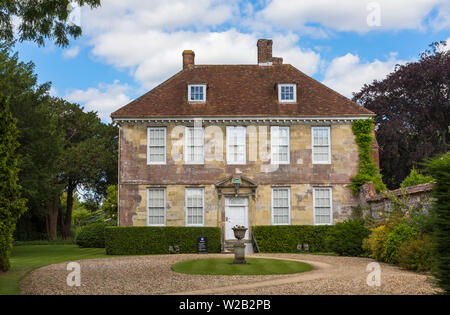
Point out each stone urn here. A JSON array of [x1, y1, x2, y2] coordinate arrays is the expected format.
[[232, 226, 248, 264], [232, 226, 248, 240]]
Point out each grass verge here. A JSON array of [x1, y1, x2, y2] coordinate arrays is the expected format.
[[0, 245, 107, 295], [171, 258, 313, 275]]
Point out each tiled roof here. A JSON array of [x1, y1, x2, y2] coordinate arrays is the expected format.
[[111, 64, 374, 118]]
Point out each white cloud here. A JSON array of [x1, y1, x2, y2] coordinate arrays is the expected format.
[[259, 0, 448, 32], [49, 86, 58, 97], [322, 53, 406, 98], [430, 2, 450, 30], [65, 80, 132, 122], [78, 0, 322, 90], [437, 38, 450, 52], [80, 0, 237, 33], [62, 46, 80, 58]]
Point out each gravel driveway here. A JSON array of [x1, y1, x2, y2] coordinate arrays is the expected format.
[[21, 253, 440, 295]]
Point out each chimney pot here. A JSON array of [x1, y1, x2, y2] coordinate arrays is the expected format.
[[182, 50, 195, 69]]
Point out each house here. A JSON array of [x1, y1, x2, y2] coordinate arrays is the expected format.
[[111, 39, 377, 250]]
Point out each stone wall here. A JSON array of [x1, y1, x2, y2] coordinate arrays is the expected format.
[[118, 123, 361, 228], [359, 182, 433, 219]]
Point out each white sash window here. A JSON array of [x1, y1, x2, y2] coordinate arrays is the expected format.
[[271, 187, 290, 225], [313, 187, 333, 225], [186, 188, 204, 226], [312, 126, 331, 164], [227, 126, 246, 164], [147, 188, 166, 226], [147, 127, 166, 164], [271, 126, 290, 164]]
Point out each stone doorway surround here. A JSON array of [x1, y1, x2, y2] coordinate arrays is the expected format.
[[214, 176, 257, 252]]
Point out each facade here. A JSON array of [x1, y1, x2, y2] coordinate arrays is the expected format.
[[111, 39, 376, 247]]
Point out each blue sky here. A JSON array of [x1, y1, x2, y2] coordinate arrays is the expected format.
[[12, 0, 450, 122]]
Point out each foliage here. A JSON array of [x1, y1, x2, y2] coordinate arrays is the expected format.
[[0, 93, 27, 271], [353, 42, 449, 189], [72, 207, 91, 227], [350, 118, 386, 194], [0, 42, 63, 241], [105, 226, 221, 255], [75, 223, 107, 248], [0, 43, 118, 241], [0, 0, 101, 47], [324, 219, 370, 256], [400, 168, 434, 188], [171, 258, 313, 276], [99, 185, 118, 222], [0, 245, 106, 295], [382, 190, 434, 234], [426, 153, 450, 294], [363, 225, 390, 262], [13, 239, 75, 246], [383, 222, 418, 263], [396, 234, 433, 272], [54, 99, 118, 239], [252, 225, 333, 253]]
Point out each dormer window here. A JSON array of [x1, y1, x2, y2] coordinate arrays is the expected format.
[[278, 84, 296, 103], [188, 84, 206, 103]]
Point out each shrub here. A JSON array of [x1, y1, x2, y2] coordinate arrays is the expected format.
[[105, 226, 221, 255], [75, 223, 107, 248], [400, 168, 434, 188], [363, 225, 390, 262], [325, 219, 370, 256], [383, 222, 418, 263], [253, 225, 333, 253], [395, 234, 433, 271], [426, 153, 450, 294]]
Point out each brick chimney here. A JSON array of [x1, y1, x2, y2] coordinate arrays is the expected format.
[[257, 39, 283, 65], [182, 50, 195, 69]]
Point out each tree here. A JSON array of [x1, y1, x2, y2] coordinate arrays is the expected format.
[[400, 168, 434, 188], [0, 93, 27, 271], [426, 154, 450, 294], [0, 0, 100, 47], [54, 99, 117, 239], [99, 185, 117, 222], [353, 42, 449, 189], [0, 42, 64, 240]]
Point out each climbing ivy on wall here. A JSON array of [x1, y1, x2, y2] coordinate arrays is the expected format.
[[350, 118, 386, 195]]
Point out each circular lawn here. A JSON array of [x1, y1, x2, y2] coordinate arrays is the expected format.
[[171, 257, 313, 275]]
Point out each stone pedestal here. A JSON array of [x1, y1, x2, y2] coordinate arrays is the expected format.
[[233, 241, 246, 264]]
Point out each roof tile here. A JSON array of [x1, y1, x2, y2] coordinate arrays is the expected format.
[[111, 64, 374, 118]]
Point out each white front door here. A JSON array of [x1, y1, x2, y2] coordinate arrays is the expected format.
[[225, 197, 249, 240]]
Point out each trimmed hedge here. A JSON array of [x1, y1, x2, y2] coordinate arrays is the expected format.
[[75, 223, 107, 248], [105, 226, 221, 255], [253, 225, 333, 253], [325, 218, 370, 256]]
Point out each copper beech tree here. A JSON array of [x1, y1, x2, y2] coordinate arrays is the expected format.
[[353, 42, 450, 189]]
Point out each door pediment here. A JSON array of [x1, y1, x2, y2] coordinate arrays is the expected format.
[[214, 176, 257, 200]]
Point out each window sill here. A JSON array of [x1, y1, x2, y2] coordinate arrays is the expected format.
[[188, 100, 206, 104], [278, 101, 297, 104]]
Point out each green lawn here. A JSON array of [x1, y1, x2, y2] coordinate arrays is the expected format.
[[171, 258, 313, 275], [0, 245, 107, 295]]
